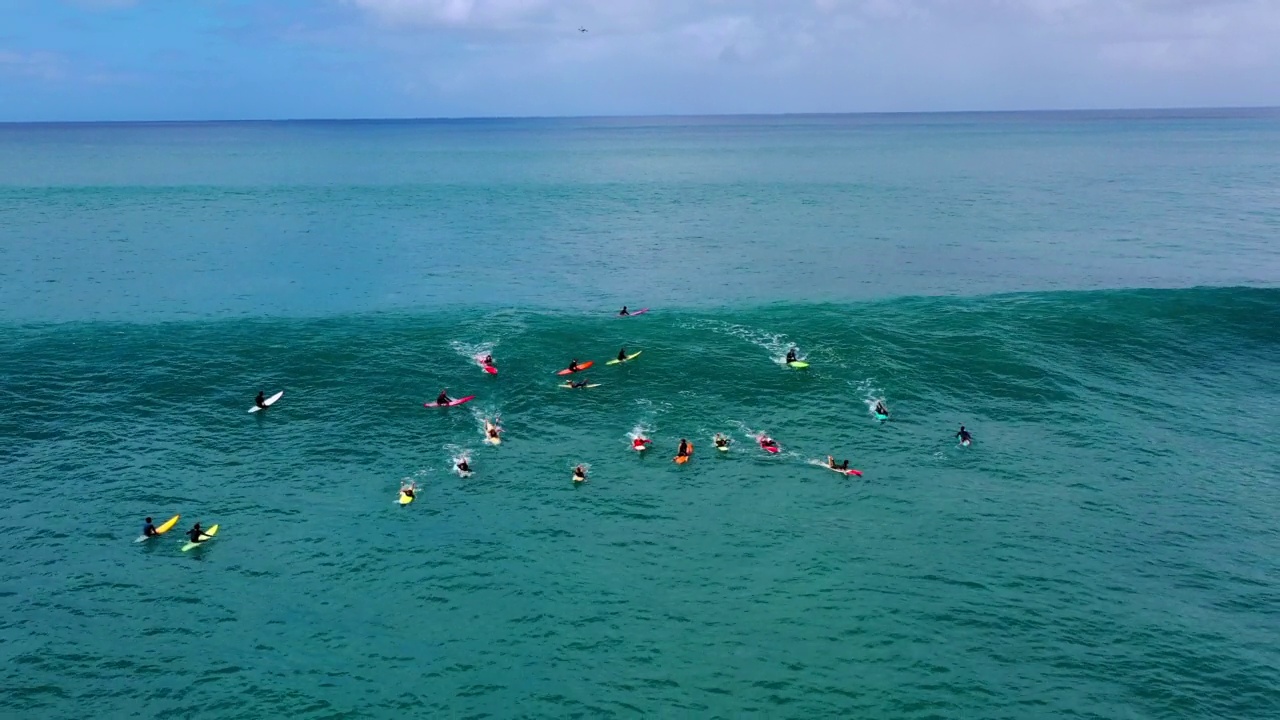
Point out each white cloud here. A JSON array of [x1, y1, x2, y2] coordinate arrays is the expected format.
[[332, 0, 1280, 114], [0, 49, 69, 81]]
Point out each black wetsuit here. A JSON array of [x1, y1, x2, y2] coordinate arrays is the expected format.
[[957, 429, 972, 443], [618, 349, 627, 361], [436, 394, 451, 406], [786, 351, 797, 363], [677, 441, 689, 457], [143, 522, 157, 537], [255, 392, 266, 408], [187, 527, 203, 543]]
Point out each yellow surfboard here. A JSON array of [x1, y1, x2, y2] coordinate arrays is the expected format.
[[399, 490, 415, 505], [135, 514, 180, 543]]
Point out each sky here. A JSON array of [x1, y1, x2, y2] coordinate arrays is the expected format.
[[1, 0, 1278, 121]]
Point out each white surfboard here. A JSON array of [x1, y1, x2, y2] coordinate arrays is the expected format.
[[249, 390, 283, 413]]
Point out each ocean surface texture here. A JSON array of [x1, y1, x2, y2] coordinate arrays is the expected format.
[[2, 111, 1279, 718]]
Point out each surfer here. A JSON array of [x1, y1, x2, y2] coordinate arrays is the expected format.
[[785, 348, 798, 364], [142, 517, 158, 537], [482, 354, 494, 367], [617, 347, 627, 362], [485, 422, 501, 440], [568, 359, 580, 372], [619, 306, 629, 316], [759, 436, 779, 450], [677, 439, 690, 458], [570, 378, 589, 389], [436, 390, 452, 406], [457, 459, 471, 474], [826, 456, 850, 471], [875, 401, 889, 416], [255, 391, 266, 409], [573, 465, 587, 483], [632, 436, 651, 450], [185, 522, 206, 545], [956, 426, 973, 444], [714, 433, 730, 450], [400, 482, 416, 499]]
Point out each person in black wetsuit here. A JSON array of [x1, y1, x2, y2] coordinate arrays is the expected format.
[[826, 456, 849, 470], [677, 439, 689, 457], [956, 426, 972, 444], [570, 379, 589, 389], [619, 306, 629, 316], [568, 359, 580, 372], [142, 517, 158, 537], [255, 391, 266, 409], [436, 390, 451, 406], [186, 522, 205, 544], [457, 459, 471, 474], [573, 465, 587, 482], [785, 348, 798, 363], [483, 354, 494, 366], [875, 401, 889, 416], [617, 347, 627, 362]]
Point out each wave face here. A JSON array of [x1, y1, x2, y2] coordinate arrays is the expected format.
[[3, 288, 1279, 718]]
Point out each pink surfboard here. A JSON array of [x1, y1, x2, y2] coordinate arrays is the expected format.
[[620, 308, 649, 317], [424, 395, 476, 408]]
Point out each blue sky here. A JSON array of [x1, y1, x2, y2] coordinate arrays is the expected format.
[[2, 0, 1278, 121]]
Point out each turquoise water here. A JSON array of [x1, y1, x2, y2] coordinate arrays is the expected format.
[[2, 112, 1280, 718]]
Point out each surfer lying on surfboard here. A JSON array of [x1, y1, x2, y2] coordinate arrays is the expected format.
[[632, 435, 652, 450], [400, 482, 417, 499], [875, 401, 889, 417], [573, 465, 587, 483], [714, 433, 730, 450], [827, 456, 851, 471]]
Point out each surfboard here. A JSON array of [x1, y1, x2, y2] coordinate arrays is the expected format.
[[181, 524, 219, 552], [135, 514, 180, 542], [485, 435, 502, 445], [674, 442, 694, 464], [423, 395, 476, 408], [557, 361, 594, 375], [875, 413, 889, 421], [961, 439, 971, 447], [248, 391, 283, 413], [826, 465, 863, 477], [560, 383, 601, 389], [632, 439, 651, 452], [399, 489, 415, 505], [606, 351, 642, 366], [716, 443, 729, 452], [787, 361, 809, 369]]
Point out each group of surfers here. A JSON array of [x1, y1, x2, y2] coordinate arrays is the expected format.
[[140, 518, 212, 545]]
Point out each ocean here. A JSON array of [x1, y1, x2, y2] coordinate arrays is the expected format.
[[1, 111, 1279, 718]]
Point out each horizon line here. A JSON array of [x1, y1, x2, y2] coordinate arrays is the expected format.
[[2, 105, 1278, 126]]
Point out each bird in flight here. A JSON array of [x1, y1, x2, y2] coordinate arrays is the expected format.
[[579, 27, 587, 33]]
